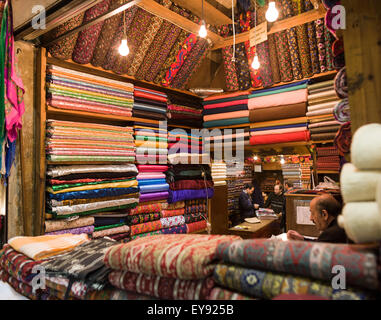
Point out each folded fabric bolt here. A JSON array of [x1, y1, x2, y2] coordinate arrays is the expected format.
[[139, 192, 169, 202], [161, 208, 185, 218], [139, 184, 169, 194], [47, 187, 139, 201], [137, 179, 167, 185], [249, 103, 307, 123], [339, 202, 381, 243], [251, 127, 307, 136], [45, 225, 95, 236], [186, 220, 207, 233], [203, 117, 249, 128], [47, 164, 138, 178], [203, 103, 248, 112], [130, 203, 163, 215], [168, 188, 214, 203], [161, 224, 188, 235], [351, 123, 381, 170], [92, 225, 131, 239], [8, 234, 89, 261], [248, 89, 308, 110], [104, 234, 241, 279], [136, 173, 166, 180], [249, 82, 308, 98], [340, 163, 381, 202], [160, 216, 185, 229], [250, 130, 310, 145], [45, 216, 94, 233], [129, 220, 163, 236]]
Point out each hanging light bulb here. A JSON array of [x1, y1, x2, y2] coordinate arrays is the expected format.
[[252, 54, 260, 69], [280, 156, 285, 164], [199, 21, 207, 38], [266, 1, 279, 22], [254, 155, 258, 161], [118, 38, 129, 56]]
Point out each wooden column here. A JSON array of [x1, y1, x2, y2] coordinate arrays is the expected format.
[[35, 47, 47, 236], [342, 0, 381, 132], [210, 184, 229, 234]]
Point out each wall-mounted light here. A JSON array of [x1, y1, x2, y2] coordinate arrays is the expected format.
[[266, 1, 279, 22]]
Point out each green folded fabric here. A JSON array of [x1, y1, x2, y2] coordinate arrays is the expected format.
[[249, 83, 307, 98], [135, 136, 168, 142], [203, 117, 249, 128], [94, 223, 126, 231]]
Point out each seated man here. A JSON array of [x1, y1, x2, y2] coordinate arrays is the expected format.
[[287, 193, 349, 243], [238, 184, 257, 222]]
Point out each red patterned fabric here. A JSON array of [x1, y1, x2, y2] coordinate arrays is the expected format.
[[104, 234, 241, 279], [129, 220, 162, 236], [109, 271, 215, 299], [161, 208, 185, 218], [72, 0, 111, 64], [186, 220, 207, 233], [161, 34, 198, 87]]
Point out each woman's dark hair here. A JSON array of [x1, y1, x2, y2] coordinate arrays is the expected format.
[[244, 183, 253, 190]]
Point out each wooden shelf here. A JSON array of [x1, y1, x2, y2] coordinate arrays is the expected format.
[[47, 106, 161, 125]]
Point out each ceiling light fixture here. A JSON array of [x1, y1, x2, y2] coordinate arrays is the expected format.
[[251, 1, 260, 70], [265, 1, 279, 22], [199, 0, 207, 38], [118, 10, 130, 56]]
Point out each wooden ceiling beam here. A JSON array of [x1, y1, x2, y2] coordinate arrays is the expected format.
[[172, 0, 231, 25], [137, 0, 224, 44], [211, 3, 327, 50], [214, 0, 236, 9]]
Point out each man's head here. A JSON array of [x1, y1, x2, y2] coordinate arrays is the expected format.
[[244, 183, 255, 195], [310, 194, 342, 231], [274, 184, 283, 195], [284, 181, 291, 191]]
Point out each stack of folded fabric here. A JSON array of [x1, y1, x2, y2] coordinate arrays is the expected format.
[[316, 146, 341, 172], [211, 161, 227, 186], [167, 94, 203, 128], [205, 127, 250, 149], [168, 128, 207, 164], [91, 213, 131, 242], [184, 199, 208, 233], [160, 201, 188, 236], [46, 120, 136, 162], [0, 234, 89, 300], [46, 65, 134, 117], [44, 164, 139, 237], [40, 238, 117, 300], [134, 121, 168, 164], [256, 208, 278, 220], [202, 91, 250, 128], [127, 201, 166, 240], [213, 239, 379, 300], [104, 234, 241, 300], [300, 162, 312, 189], [248, 81, 310, 145], [307, 79, 341, 141], [133, 86, 167, 121], [166, 164, 214, 204], [281, 163, 302, 189], [136, 165, 169, 203]]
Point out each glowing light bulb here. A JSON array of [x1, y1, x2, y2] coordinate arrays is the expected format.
[[280, 158, 285, 164], [199, 22, 207, 38], [266, 1, 279, 22], [118, 39, 129, 56], [252, 54, 260, 69], [254, 155, 258, 161]]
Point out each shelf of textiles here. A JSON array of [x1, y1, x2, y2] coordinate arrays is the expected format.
[[307, 78, 343, 142], [315, 145, 341, 174], [281, 161, 312, 190]]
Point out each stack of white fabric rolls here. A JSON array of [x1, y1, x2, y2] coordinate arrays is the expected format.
[[338, 123, 381, 243], [211, 162, 227, 186]]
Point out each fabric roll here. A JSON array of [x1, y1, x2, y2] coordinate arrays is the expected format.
[[186, 220, 207, 233], [154, 30, 189, 85], [219, 25, 239, 91], [248, 89, 307, 109], [267, 34, 281, 83], [108, 271, 215, 300], [102, 6, 138, 70], [91, 0, 123, 67], [256, 41, 274, 87], [274, 30, 293, 82], [215, 239, 379, 290], [134, 20, 173, 80], [333, 99, 350, 123], [334, 122, 352, 156], [139, 191, 169, 202], [127, 212, 161, 225], [249, 102, 307, 122], [71, 0, 111, 64], [309, 125, 340, 134], [334, 67, 348, 99], [183, 213, 205, 224], [351, 123, 381, 170], [130, 230, 162, 240], [250, 130, 310, 145], [160, 215, 185, 229], [161, 224, 188, 234], [92, 225, 130, 238], [235, 42, 252, 91], [213, 263, 373, 300], [112, 8, 152, 75], [161, 208, 185, 218], [168, 188, 214, 203], [129, 220, 162, 236], [47, 13, 85, 60], [46, 225, 94, 236], [104, 234, 240, 279], [311, 132, 337, 141], [340, 163, 381, 203], [324, 24, 334, 71], [315, 18, 327, 73], [45, 216, 94, 233]]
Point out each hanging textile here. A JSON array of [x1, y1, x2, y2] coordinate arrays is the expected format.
[[315, 18, 327, 73], [235, 42, 252, 90], [219, 25, 239, 91], [72, 0, 111, 64], [324, 24, 335, 71], [305, 0, 320, 74], [267, 34, 281, 83]]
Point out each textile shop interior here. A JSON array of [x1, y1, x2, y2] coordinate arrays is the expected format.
[[0, 0, 380, 301]]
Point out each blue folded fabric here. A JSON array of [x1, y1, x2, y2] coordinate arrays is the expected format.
[[250, 123, 308, 132], [137, 179, 167, 185], [47, 187, 139, 201], [249, 80, 309, 97], [168, 188, 214, 203], [161, 224, 187, 234], [139, 183, 169, 194]]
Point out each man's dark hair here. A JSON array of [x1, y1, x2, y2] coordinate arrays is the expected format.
[[316, 195, 342, 218], [244, 183, 253, 190]]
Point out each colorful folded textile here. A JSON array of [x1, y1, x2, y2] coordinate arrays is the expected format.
[[249, 130, 310, 145], [127, 212, 161, 225], [104, 234, 241, 279], [161, 208, 185, 218], [213, 263, 374, 300], [249, 102, 307, 123], [130, 230, 162, 240], [183, 213, 205, 224], [129, 202, 162, 215], [334, 67, 347, 99], [168, 188, 214, 204], [248, 89, 308, 110], [334, 122, 352, 156], [83, 286, 155, 300], [186, 220, 207, 233], [44, 216, 94, 233], [46, 225, 94, 236], [215, 239, 379, 290], [8, 234, 89, 261], [160, 215, 185, 229], [0, 269, 41, 300], [333, 98, 351, 123], [109, 271, 215, 300], [129, 220, 162, 236], [161, 224, 188, 235], [92, 225, 130, 239], [208, 287, 255, 300]]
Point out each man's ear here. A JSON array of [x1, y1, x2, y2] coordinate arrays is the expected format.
[[321, 209, 329, 221]]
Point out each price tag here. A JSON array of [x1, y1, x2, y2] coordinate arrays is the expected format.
[[249, 21, 268, 47]]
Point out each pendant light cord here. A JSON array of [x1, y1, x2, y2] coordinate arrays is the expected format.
[[232, 0, 235, 62]]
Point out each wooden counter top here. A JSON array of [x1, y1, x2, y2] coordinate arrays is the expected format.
[[228, 219, 280, 239]]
